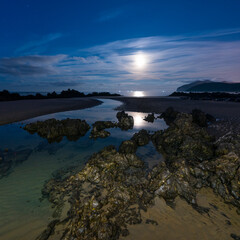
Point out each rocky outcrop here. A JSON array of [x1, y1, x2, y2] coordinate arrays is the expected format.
[[90, 121, 117, 139], [24, 118, 90, 143], [116, 111, 134, 130], [131, 129, 150, 146], [40, 146, 149, 240], [144, 113, 155, 123]]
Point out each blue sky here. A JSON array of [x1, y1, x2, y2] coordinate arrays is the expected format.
[[0, 0, 240, 95]]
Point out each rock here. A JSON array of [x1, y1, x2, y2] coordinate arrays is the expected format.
[[192, 109, 216, 127], [152, 113, 215, 165], [116, 111, 134, 130], [131, 129, 150, 146], [119, 140, 137, 154], [144, 113, 155, 123], [231, 233, 240, 240], [90, 121, 117, 139], [24, 118, 90, 143], [159, 107, 179, 125], [37, 110, 240, 240]]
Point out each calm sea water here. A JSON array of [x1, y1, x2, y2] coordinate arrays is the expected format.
[[0, 99, 167, 240]]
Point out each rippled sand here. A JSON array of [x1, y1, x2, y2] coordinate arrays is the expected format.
[[123, 188, 240, 240]]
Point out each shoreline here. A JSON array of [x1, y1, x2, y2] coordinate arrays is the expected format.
[[0, 98, 102, 125], [110, 96, 240, 119], [1, 96, 240, 127]]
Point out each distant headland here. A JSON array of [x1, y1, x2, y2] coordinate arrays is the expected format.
[[176, 80, 240, 92]]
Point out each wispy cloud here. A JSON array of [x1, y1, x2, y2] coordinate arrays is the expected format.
[[1, 29, 240, 93], [15, 33, 62, 54], [0, 55, 67, 76]]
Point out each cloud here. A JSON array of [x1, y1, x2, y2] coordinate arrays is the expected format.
[[0, 54, 67, 76], [97, 9, 124, 22], [1, 29, 240, 94], [69, 56, 101, 64], [16, 33, 62, 54]]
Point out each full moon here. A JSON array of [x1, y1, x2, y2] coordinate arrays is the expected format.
[[134, 53, 146, 68]]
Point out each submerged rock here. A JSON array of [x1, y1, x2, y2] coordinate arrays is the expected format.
[[24, 118, 90, 143], [0, 148, 32, 179], [116, 111, 134, 130]]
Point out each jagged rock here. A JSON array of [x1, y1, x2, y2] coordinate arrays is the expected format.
[[159, 107, 179, 125], [131, 129, 150, 146], [39, 146, 148, 240], [116, 111, 134, 130], [24, 118, 90, 143], [152, 113, 215, 165], [144, 113, 155, 123]]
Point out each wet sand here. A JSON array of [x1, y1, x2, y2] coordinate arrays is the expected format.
[[111, 96, 240, 120], [123, 188, 240, 240], [0, 98, 102, 125]]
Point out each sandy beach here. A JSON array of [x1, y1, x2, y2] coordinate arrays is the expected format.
[[0, 98, 102, 125]]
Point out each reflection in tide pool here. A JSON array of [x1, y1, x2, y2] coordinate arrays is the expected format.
[[0, 99, 167, 240]]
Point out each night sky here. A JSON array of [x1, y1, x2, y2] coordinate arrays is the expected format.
[[1, 0, 240, 95]]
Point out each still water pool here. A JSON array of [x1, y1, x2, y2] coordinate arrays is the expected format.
[[0, 99, 167, 240]]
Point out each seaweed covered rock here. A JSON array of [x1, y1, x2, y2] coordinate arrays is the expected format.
[[152, 113, 215, 165], [39, 146, 151, 240], [149, 161, 197, 205], [116, 111, 134, 130], [215, 133, 240, 156], [206, 152, 240, 207], [24, 118, 90, 142], [131, 129, 150, 146], [90, 121, 117, 139], [144, 113, 155, 123], [159, 107, 179, 125]]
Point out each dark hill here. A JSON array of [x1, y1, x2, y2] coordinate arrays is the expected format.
[[177, 81, 240, 92]]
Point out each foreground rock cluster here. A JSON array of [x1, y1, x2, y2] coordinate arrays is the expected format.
[[90, 111, 134, 139], [24, 111, 134, 141], [24, 118, 90, 143], [36, 108, 239, 240]]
